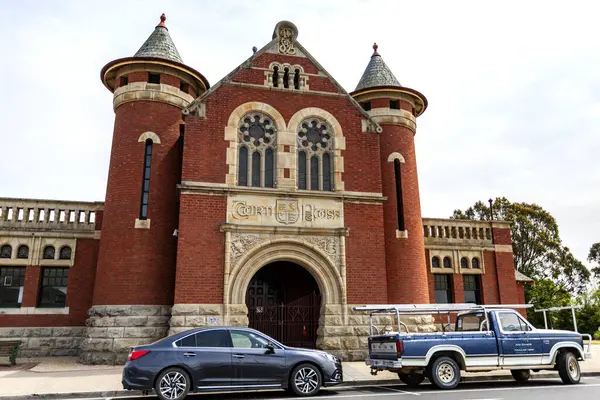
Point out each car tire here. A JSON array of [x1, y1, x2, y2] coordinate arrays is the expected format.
[[511, 369, 531, 384], [154, 367, 190, 400], [557, 351, 581, 384], [290, 363, 322, 396], [398, 372, 425, 388], [428, 356, 460, 390]]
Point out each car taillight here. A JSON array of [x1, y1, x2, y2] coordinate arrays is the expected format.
[[396, 339, 404, 356], [128, 350, 150, 361]]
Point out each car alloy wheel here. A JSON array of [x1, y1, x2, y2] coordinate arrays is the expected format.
[[291, 363, 322, 396], [155, 368, 189, 400]]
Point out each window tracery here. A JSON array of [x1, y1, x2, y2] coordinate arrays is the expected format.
[[237, 112, 277, 188], [297, 118, 333, 191]]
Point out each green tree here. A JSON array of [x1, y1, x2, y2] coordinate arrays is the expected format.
[[589, 243, 600, 277], [574, 289, 600, 336], [524, 279, 571, 329], [451, 197, 590, 294]]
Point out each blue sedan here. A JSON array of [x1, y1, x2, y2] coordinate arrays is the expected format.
[[122, 326, 343, 399]]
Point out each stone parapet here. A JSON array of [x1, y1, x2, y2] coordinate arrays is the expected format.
[[168, 304, 249, 336], [79, 305, 171, 365], [0, 326, 86, 358]]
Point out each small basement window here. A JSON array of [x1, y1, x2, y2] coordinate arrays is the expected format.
[[390, 100, 400, 109], [148, 73, 160, 84], [361, 101, 371, 111]]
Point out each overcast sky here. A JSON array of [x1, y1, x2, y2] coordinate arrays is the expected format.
[[2, 0, 598, 268]]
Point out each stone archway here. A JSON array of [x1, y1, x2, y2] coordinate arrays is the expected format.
[[246, 261, 321, 348]]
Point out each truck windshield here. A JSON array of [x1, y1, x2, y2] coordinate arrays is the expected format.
[[456, 312, 489, 332]]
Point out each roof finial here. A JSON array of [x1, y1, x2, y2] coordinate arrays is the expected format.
[[372, 42, 379, 56], [157, 13, 167, 28]]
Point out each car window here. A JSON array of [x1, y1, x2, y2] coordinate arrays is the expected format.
[[230, 330, 271, 349], [177, 334, 196, 347], [499, 313, 530, 332], [456, 312, 489, 331], [194, 330, 230, 347]]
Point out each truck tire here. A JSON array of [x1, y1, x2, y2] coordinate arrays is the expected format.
[[510, 369, 530, 383], [398, 372, 425, 388], [557, 351, 581, 384], [428, 356, 460, 389]]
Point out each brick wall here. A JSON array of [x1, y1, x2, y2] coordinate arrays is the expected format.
[[0, 238, 99, 327], [182, 84, 381, 193], [92, 100, 182, 306], [380, 123, 428, 303], [344, 202, 387, 303], [173, 193, 226, 304]]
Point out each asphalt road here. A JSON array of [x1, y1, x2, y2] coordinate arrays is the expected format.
[[111, 377, 600, 400]]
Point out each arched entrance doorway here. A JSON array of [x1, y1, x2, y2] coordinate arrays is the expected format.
[[246, 261, 321, 348]]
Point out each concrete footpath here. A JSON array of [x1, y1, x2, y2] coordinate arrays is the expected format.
[[1, 346, 600, 399]]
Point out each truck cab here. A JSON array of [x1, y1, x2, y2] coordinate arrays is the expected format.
[[357, 304, 592, 390]]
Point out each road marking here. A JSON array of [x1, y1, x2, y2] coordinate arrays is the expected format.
[[376, 385, 420, 396], [426, 382, 600, 395]]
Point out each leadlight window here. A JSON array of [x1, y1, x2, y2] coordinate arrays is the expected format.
[[38, 267, 68, 308], [460, 257, 468, 269], [237, 112, 277, 188], [443, 256, 452, 268], [140, 139, 152, 220], [43, 245, 55, 260], [472, 258, 481, 269], [431, 256, 440, 268], [17, 245, 29, 259], [59, 246, 72, 260], [0, 245, 11, 259], [464, 275, 482, 304], [0, 267, 25, 307], [297, 118, 333, 191], [394, 159, 405, 231], [434, 274, 453, 304]]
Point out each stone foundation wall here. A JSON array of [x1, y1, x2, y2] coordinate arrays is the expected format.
[[168, 304, 249, 335], [317, 304, 438, 361], [0, 326, 86, 358], [79, 305, 171, 364]]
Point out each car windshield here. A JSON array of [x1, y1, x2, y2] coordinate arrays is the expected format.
[[456, 312, 488, 331]]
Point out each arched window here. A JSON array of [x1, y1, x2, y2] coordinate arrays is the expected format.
[[0, 245, 12, 259], [139, 139, 152, 220], [294, 69, 300, 89], [283, 67, 290, 88], [59, 246, 72, 260], [297, 118, 333, 191], [431, 256, 440, 268], [273, 66, 279, 88], [472, 258, 481, 269], [238, 112, 277, 188], [43, 246, 55, 260], [443, 256, 452, 268], [393, 159, 405, 231], [17, 245, 29, 259], [460, 257, 468, 269]]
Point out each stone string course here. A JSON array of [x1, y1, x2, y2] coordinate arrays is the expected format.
[[0, 326, 86, 358]]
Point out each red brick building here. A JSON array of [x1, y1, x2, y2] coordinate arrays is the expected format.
[[0, 16, 531, 364]]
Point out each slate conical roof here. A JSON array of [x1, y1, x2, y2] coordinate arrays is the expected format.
[[354, 43, 401, 92], [134, 14, 183, 63]]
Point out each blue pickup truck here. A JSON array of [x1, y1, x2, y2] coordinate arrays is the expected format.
[[356, 304, 592, 390]]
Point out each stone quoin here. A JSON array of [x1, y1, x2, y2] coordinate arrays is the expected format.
[[0, 15, 533, 364]]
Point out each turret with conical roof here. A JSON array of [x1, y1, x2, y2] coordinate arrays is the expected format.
[[82, 14, 208, 364], [351, 44, 430, 305]]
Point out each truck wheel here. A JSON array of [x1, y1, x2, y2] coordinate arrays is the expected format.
[[398, 372, 425, 388], [429, 356, 460, 389], [557, 352, 581, 384], [510, 369, 530, 384]]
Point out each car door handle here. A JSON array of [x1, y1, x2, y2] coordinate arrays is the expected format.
[[183, 352, 196, 357], [233, 354, 245, 358]]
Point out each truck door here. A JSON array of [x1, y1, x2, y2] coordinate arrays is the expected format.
[[496, 311, 543, 366]]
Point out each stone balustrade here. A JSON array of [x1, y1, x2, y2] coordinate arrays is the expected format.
[[0, 198, 103, 232], [422, 218, 494, 247]]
